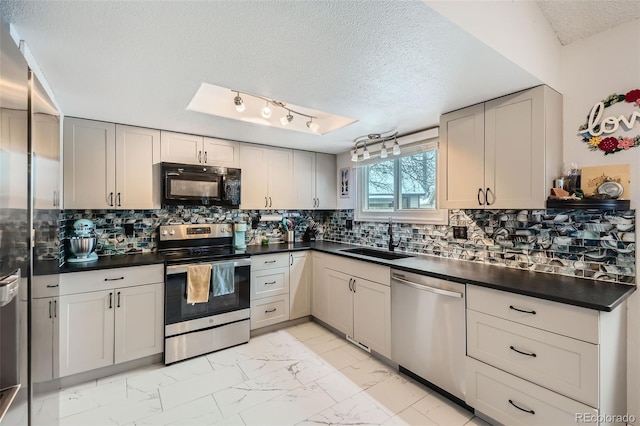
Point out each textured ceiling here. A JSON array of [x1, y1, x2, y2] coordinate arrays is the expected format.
[[537, 0, 640, 45]]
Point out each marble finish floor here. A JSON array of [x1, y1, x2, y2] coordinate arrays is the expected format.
[[27, 321, 491, 425]]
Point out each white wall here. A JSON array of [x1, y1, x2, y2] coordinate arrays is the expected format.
[[561, 18, 640, 422], [425, 0, 562, 90]]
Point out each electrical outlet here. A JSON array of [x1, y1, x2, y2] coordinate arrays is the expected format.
[[453, 226, 467, 239], [346, 219, 353, 230]]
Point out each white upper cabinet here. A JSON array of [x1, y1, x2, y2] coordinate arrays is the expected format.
[[64, 117, 160, 209], [240, 144, 293, 209], [439, 85, 561, 209], [293, 151, 337, 210], [160, 131, 239, 167], [33, 113, 61, 209]]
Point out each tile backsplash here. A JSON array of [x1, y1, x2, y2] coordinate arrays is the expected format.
[[42, 206, 635, 284]]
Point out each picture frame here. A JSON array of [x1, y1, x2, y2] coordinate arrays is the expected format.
[[340, 167, 350, 198]]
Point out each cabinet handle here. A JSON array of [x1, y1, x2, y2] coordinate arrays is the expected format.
[[116, 192, 121, 207], [108, 292, 113, 309], [46, 284, 59, 288], [204, 151, 208, 163], [509, 345, 537, 357], [53, 190, 57, 207], [108, 192, 114, 207], [486, 187, 495, 205], [54, 299, 57, 318], [117, 291, 121, 308], [265, 308, 277, 313], [265, 197, 268, 208], [264, 260, 277, 264], [508, 399, 535, 415], [265, 281, 277, 285], [348, 278, 353, 292], [290, 253, 293, 266], [268, 197, 272, 208], [49, 300, 52, 319], [316, 198, 320, 208], [509, 305, 536, 315], [104, 277, 124, 281], [352, 279, 356, 293], [198, 151, 202, 163], [477, 188, 485, 206]]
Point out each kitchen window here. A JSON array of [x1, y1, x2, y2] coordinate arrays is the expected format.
[[355, 131, 448, 224]]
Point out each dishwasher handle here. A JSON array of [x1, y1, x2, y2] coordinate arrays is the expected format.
[[391, 274, 463, 298]]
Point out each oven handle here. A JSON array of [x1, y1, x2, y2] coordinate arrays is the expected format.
[[166, 258, 251, 275]]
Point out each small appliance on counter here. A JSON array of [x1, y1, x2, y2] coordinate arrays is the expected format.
[[234, 223, 247, 250], [67, 218, 98, 263]]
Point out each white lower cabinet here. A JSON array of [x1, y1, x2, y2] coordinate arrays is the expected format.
[[31, 297, 59, 382], [250, 294, 290, 330], [289, 252, 310, 320], [322, 254, 391, 358], [311, 252, 328, 323], [465, 284, 627, 426], [250, 253, 291, 330]]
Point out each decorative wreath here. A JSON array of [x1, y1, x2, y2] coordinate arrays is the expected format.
[[578, 89, 640, 155]]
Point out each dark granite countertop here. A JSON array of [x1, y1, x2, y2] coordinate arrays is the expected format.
[[37, 241, 635, 312]]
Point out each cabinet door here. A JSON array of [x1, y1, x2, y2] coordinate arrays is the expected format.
[[315, 153, 337, 209], [58, 290, 114, 377], [292, 150, 316, 209], [267, 148, 293, 209], [324, 268, 354, 337], [353, 278, 391, 358], [239, 144, 269, 209], [33, 113, 60, 209], [160, 131, 203, 165], [114, 283, 164, 364], [202, 137, 239, 167], [289, 252, 310, 320], [31, 297, 56, 382], [485, 87, 545, 209], [438, 103, 485, 209], [311, 253, 328, 322], [63, 118, 116, 209], [115, 125, 161, 209], [0, 109, 28, 208]]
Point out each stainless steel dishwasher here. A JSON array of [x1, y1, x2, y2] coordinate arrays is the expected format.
[[391, 269, 466, 402]]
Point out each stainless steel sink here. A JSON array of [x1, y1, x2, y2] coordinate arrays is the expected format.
[[339, 247, 414, 260]]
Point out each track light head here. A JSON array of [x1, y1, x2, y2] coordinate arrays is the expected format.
[[233, 92, 245, 112], [351, 149, 358, 162], [280, 111, 294, 126], [363, 146, 370, 160], [392, 137, 401, 155], [306, 118, 320, 133], [380, 142, 388, 158], [261, 102, 272, 119]]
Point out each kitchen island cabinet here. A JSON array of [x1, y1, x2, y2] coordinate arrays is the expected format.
[[63, 118, 160, 209], [438, 85, 561, 209], [240, 144, 293, 209]]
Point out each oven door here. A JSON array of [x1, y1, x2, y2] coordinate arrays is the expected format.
[[164, 258, 250, 331]]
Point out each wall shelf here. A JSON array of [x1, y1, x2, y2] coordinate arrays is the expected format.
[[546, 198, 631, 210]]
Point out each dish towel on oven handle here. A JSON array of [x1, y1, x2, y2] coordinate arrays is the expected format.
[[187, 264, 212, 304], [213, 262, 235, 296]]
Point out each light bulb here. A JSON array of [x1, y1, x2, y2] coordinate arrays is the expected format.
[[234, 94, 245, 112], [280, 112, 293, 126], [351, 149, 358, 162], [392, 140, 401, 155], [306, 119, 320, 133], [380, 142, 388, 158], [261, 103, 272, 119], [363, 147, 370, 160]]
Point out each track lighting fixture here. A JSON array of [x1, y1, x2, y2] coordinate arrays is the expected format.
[[233, 92, 245, 112], [231, 90, 320, 133], [352, 131, 400, 162]]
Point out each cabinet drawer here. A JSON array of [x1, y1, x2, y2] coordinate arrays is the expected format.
[[251, 253, 290, 271], [467, 285, 599, 343], [59, 264, 164, 295], [325, 254, 390, 286], [32, 274, 61, 299], [251, 267, 290, 299], [467, 310, 598, 407], [466, 357, 597, 426], [250, 295, 289, 330]]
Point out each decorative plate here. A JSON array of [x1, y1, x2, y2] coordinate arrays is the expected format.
[[597, 181, 624, 198]]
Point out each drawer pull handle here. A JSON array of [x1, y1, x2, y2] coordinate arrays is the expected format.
[[104, 277, 125, 281], [509, 305, 536, 315], [509, 346, 537, 357], [265, 308, 277, 313], [508, 399, 535, 415], [46, 284, 59, 288], [265, 281, 277, 285], [264, 260, 277, 264]]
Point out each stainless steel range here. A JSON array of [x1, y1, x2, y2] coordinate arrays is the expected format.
[[159, 224, 250, 364]]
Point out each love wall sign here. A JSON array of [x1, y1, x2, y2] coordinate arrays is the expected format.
[[578, 89, 640, 155]]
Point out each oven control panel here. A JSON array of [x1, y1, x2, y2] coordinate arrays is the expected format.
[[159, 223, 233, 241]]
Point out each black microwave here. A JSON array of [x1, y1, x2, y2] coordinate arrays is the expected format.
[[161, 162, 241, 207]]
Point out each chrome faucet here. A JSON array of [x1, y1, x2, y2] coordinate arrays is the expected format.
[[388, 217, 400, 252]]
